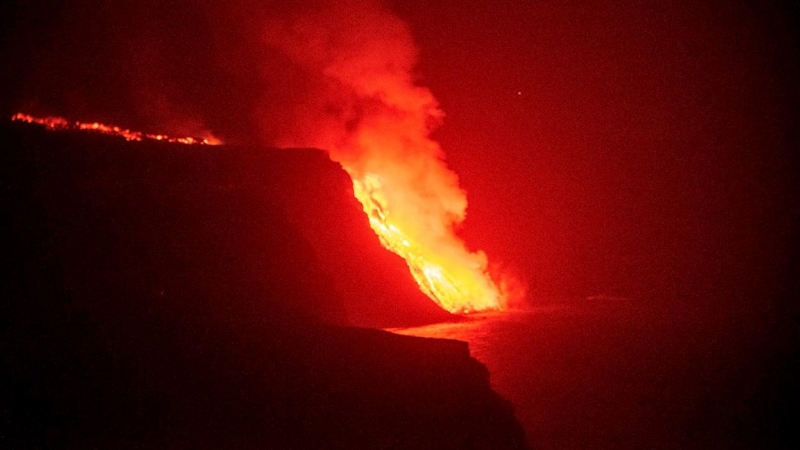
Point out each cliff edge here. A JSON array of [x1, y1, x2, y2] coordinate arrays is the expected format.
[[1, 121, 528, 449]]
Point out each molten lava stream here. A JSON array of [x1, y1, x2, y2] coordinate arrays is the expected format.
[[352, 173, 505, 314]]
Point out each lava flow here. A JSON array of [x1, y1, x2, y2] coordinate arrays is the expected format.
[[11, 113, 222, 145], [351, 173, 504, 314]]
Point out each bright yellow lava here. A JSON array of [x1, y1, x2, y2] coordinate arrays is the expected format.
[[352, 173, 504, 314]]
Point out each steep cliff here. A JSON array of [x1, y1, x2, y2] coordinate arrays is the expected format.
[[1, 121, 527, 449]]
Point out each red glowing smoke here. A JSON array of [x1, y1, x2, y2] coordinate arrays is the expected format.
[[264, 0, 511, 312]]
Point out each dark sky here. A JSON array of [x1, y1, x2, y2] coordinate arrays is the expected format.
[[393, 0, 798, 305], [1, 0, 796, 310]]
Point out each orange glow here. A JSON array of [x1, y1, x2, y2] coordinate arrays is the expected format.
[[350, 172, 505, 314], [266, 3, 512, 315], [11, 113, 222, 145]]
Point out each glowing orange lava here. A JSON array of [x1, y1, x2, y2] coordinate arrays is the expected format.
[[11, 113, 222, 145], [350, 172, 505, 314]]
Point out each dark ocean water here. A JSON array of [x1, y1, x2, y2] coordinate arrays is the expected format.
[[389, 300, 784, 449]]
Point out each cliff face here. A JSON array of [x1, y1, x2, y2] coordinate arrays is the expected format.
[[1, 122, 528, 449], [1, 120, 451, 327]]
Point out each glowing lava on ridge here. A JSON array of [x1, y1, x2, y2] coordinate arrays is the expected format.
[[11, 113, 222, 145]]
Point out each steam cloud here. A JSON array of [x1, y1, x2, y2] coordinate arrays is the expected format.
[[265, 0, 486, 271], [269, 1, 464, 195]]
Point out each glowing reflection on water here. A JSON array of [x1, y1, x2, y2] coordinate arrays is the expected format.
[[387, 308, 556, 363]]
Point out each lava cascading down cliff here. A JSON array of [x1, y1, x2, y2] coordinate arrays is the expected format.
[[267, 1, 508, 313]]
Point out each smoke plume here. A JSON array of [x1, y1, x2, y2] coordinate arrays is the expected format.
[[266, 1, 461, 205], [263, 0, 507, 312]]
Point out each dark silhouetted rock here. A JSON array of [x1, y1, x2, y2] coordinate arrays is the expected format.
[[1, 121, 528, 449]]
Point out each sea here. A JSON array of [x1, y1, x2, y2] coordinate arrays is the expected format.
[[388, 299, 777, 449]]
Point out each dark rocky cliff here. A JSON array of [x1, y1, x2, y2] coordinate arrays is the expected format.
[[0, 121, 528, 449]]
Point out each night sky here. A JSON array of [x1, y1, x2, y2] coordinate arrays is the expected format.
[[396, 0, 797, 304], [1, 0, 797, 311]]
